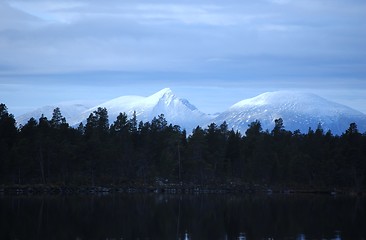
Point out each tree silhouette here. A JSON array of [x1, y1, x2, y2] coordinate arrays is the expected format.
[[0, 102, 365, 191]]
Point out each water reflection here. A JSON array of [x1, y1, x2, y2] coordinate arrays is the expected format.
[[0, 194, 365, 239], [237, 232, 246, 240]]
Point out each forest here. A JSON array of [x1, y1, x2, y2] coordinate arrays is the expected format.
[[0, 103, 365, 192]]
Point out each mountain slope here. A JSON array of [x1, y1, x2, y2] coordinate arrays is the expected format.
[[75, 88, 211, 131], [15, 90, 366, 135], [16, 103, 91, 127], [212, 91, 366, 135]]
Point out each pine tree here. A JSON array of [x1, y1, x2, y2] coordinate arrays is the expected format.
[[272, 118, 285, 136], [50, 107, 66, 128], [0, 103, 17, 148], [186, 126, 208, 183], [0, 104, 17, 182], [245, 120, 262, 137], [341, 123, 364, 190], [110, 112, 129, 134]]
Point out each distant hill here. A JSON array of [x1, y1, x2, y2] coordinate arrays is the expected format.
[[212, 91, 366, 135]]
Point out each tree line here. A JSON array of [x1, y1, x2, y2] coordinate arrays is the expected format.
[[0, 103, 365, 191]]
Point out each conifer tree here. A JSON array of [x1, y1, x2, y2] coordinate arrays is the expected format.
[[50, 107, 66, 128], [0, 104, 17, 182]]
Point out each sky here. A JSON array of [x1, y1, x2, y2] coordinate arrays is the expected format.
[[0, 0, 366, 116]]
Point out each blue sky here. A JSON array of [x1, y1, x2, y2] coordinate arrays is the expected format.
[[0, 0, 366, 116]]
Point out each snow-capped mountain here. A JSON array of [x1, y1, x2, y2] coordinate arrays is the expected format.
[[74, 88, 212, 131], [15, 89, 366, 135], [16, 103, 91, 127], [212, 91, 366, 135]]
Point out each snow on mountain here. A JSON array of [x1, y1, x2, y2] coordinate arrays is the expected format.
[[15, 89, 366, 135], [212, 91, 366, 135], [75, 88, 212, 131], [16, 103, 91, 127]]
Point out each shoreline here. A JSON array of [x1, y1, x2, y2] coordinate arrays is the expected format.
[[1, 183, 364, 196]]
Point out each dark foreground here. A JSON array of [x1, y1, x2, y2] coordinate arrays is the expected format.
[[1, 182, 365, 196], [2, 103, 366, 193], [1, 193, 365, 240]]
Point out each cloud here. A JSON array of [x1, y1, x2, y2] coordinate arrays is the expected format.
[[0, 2, 41, 30], [7, 1, 85, 24], [268, 0, 291, 4], [0, 0, 365, 80], [1, 0, 365, 117]]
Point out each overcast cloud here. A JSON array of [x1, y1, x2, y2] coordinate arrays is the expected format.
[[0, 0, 365, 115]]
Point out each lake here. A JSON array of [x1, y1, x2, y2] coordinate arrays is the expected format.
[[0, 193, 365, 239]]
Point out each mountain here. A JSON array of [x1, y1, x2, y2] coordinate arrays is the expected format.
[[16, 103, 91, 127], [212, 91, 366, 135], [74, 88, 212, 131], [15, 89, 366, 135]]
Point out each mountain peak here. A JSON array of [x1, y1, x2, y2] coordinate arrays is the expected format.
[[15, 89, 366, 135], [231, 91, 323, 109], [151, 88, 173, 97], [146, 88, 176, 104], [215, 91, 366, 135], [63, 87, 210, 131]]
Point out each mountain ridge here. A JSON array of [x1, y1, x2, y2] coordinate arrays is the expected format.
[[213, 91, 366, 135], [62, 88, 211, 131], [15, 89, 366, 135]]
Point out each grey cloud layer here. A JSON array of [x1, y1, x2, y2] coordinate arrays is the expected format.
[[1, 0, 366, 116], [1, 0, 365, 75]]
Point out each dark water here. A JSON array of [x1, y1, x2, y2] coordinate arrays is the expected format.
[[0, 193, 365, 240]]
